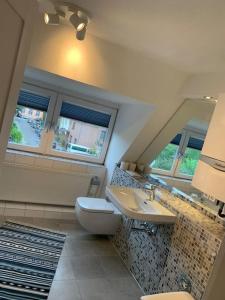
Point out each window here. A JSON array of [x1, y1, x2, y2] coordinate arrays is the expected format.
[[50, 99, 112, 160], [8, 84, 117, 164], [8, 84, 56, 150], [177, 136, 204, 176], [150, 130, 205, 179], [151, 134, 181, 172]]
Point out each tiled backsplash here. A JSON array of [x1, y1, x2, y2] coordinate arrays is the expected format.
[[111, 167, 225, 300]]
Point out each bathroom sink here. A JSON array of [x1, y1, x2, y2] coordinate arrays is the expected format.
[[141, 292, 194, 300], [106, 186, 176, 224]]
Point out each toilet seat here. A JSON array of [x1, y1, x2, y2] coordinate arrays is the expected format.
[[77, 197, 115, 214]]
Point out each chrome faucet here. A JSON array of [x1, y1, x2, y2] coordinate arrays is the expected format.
[[143, 184, 157, 201]]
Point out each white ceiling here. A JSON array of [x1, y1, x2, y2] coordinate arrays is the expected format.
[[40, 0, 225, 73]]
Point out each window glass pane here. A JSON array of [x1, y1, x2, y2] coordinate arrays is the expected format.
[[60, 102, 111, 128], [17, 90, 49, 111], [52, 116, 108, 158], [170, 133, 182, 146], [178, 138, 202, 176], [187, 136, 204, 150], [151, 143, 179, 171], [9, 105, 47, 147]]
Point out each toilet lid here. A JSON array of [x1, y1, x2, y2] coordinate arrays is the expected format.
[[77, 197, 115, 214]]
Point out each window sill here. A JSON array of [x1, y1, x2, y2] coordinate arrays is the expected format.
[[6, 149, 106, 169], [151, 172, 192, 182]]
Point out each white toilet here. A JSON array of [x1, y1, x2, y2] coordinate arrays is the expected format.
[[75, 197, 121, 235]]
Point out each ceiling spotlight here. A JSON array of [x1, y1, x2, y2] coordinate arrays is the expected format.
[[44, 12, 60, 25], [76, 26, 87, 41], [70, 12, 89, 41], [44, 9, 65, 25], [70, 13, 88, 31]]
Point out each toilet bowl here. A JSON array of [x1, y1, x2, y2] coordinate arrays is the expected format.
[[75, 197, 121, 235]]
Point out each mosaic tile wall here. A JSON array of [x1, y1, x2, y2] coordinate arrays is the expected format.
[[113, 216, 174, 294], [111, 167, 225, 300]]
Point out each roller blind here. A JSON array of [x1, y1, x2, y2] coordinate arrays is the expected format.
[[170, 134, 182, 146], [187, 137, 204, 150], [171, 133, 204, 150], [60, 101, 111, 128], [18, 90, 50, 112]]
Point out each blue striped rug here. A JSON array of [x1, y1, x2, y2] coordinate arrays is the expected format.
[[0, 220, 66, 300]]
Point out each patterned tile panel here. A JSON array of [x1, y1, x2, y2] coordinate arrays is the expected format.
[[111, 167, 225, 300]]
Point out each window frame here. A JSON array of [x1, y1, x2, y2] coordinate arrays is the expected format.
[[151, 128, 206, 180], [8, 83, 117, 164], [174, 130, 205, 179], [8, 83, 57, 154], [45, 94, 117, 164], [150, 130, 186, 177]]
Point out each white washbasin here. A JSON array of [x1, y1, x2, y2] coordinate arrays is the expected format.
[[106, 186, 176, 224], [141, 292, 194, 300]]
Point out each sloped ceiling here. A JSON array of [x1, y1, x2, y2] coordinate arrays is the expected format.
[[40, 0, 225, 73]]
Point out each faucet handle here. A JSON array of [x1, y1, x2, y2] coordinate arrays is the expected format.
[[143, 183, 157, 190]]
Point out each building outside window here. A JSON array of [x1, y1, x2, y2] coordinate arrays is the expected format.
[[35, 111, 40, 117]]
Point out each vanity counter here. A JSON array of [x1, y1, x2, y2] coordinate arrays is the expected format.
[[112, 166, 225, 240]]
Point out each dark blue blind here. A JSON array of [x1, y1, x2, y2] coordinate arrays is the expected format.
[[60, 102, 111, 128], [17, 90, 50, 112], [170, 134, 182, 145], [187, 137, 204, 150], [171, 133, 204, 150]]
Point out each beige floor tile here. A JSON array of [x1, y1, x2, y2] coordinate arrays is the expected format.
[[54, 257, 76, 280], [77, 278, 112, 300], [48, 280, 82, 300], [108, 277, 143, 298], [0, 217, 143, 300], [100, 255, 131, 278], [77, 277, 142, 300], [71, 256, 105, 280]]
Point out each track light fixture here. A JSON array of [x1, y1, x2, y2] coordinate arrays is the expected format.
[[44, 9, 65, 25], [43, 1, 90, 41], [44, 13, 60, 25], [70, 11, 89, 41]]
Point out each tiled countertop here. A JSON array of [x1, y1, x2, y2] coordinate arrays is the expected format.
[[112, 167, 225, 241], [156, 188, 225, 240]]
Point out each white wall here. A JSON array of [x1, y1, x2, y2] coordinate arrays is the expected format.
[[26, 13, 189, 174], [182, 72, 225, 98], [105, 102, 154, 181], [3, 151, 106, 205]]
